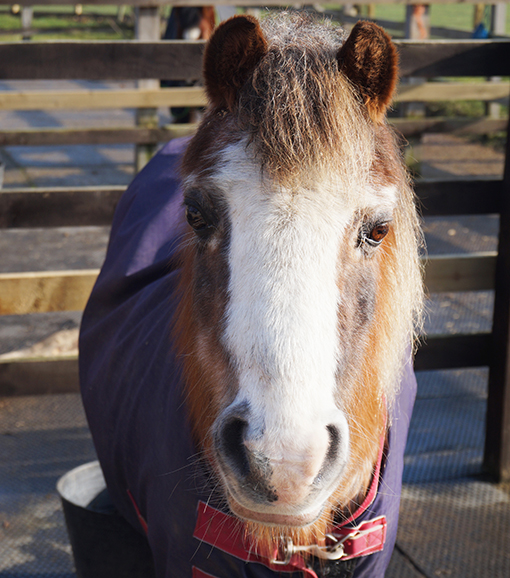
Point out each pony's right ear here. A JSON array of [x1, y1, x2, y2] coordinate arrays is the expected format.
[[203, 15, 267, 111]]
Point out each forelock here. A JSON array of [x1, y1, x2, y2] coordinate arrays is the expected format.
[[234, 13, 375, 187]]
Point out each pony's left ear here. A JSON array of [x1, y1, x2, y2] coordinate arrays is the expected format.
[[337, 21, 398, 123], [203, 15, 267, 111]]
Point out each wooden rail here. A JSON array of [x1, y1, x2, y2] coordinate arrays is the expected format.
[[0, 41, 205, 81], [0, 329, 495, 397], [396, 82, 510, 102], [414, 333, 492, 371], [0, 357, 80, 396], [2, 39, 510, 80], [0, 270, 99, 315], [391, 117, 508, 138], [0, 125, 195, 147], [0, 88, 207, 111], [0, 82, 507, 112], [0, 186, 125, 227]]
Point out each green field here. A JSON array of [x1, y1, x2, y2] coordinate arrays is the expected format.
[[0, 5, 167, 40], [0, 6, 134, 40], [373, 4, 508, 37], [0, 4, 508, 41]]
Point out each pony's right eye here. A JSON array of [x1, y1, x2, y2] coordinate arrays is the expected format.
[[356, 218, 391, 251], [367, 222, 390, 246], [185, 204, 209, 231]]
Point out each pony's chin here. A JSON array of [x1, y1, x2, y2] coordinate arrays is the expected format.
[[229, 499, 322, 527]]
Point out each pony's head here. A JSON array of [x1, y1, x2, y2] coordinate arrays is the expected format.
[[174, 13, 423, 552]]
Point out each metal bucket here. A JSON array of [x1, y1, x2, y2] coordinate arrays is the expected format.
[[57, 461, 155, 578]]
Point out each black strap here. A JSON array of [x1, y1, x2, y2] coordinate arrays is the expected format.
[[309, 556, 358, 578]]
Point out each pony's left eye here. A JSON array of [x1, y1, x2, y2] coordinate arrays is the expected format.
[[358, 221, 390, 248], [367, 222, 390, 246], [185, 204, 209, 232]]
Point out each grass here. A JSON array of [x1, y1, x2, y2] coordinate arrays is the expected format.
[[321, 4, 510, 38], [0, 4, 509, 40], [0, 6, 137, 40], [373, 4, 510, 37], [373, 4, 476, 34]]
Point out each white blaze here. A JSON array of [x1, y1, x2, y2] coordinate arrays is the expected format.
[[215, 142, 354, 479]]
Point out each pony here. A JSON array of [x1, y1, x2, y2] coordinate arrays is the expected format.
[[80, 13, 423, 578], [163, 6, 216, 41], [162, 6, 216, 124]]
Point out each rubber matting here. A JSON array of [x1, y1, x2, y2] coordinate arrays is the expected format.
[[0, 394, 96, 576]]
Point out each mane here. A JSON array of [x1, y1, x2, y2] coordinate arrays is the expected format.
[[236, 14, 374, 188]]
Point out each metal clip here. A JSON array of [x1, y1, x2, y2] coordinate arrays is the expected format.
[[270, 538, 295, 565], [270, 534, 349, 565], [269, 518, 386, 566]]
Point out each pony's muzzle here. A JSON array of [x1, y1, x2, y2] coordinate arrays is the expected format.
[[213, 404, 349, 524]]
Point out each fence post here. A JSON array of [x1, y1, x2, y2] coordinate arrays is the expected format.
[[491, 2, 506, 35], [401, 5, 430, 173], [21, 6, 33, 41], [403, 5, 430, 119], [485, 115, 510, 483], [488, 4, 506, 119], [135, 6, 160, 172]]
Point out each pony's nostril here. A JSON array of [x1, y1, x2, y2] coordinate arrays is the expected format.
[[325, 424, 341, 464], [219, 417, 250, 477], [217, 416, 279, 505], [313, 424, 342, 486]]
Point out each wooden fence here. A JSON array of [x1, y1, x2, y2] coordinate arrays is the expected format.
[[1, 5, 510, 481], [0, 1, 509, 151]]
